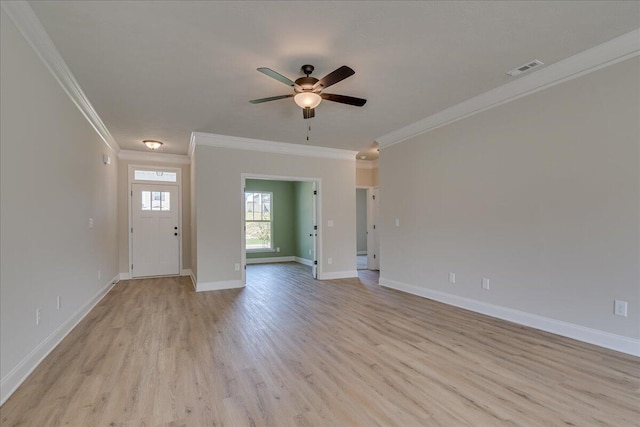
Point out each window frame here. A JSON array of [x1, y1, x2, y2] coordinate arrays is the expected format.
[[244, 190, 274, 252]]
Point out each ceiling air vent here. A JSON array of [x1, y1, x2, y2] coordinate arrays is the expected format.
[[506, 59, 544, 77]]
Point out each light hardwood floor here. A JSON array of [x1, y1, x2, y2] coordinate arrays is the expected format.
[[1, 263, 639, 426]]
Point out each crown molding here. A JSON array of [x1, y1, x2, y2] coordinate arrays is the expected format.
[[356, 159, 379, 170], [191, 132, 358, 161], [1, 1, 120, 153], [188, 132, 197, 158], [118, 150, 190, 165], [377, 29, 640, 148]]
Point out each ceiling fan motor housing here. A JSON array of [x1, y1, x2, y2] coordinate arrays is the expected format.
[[295, 76, 319, 92]]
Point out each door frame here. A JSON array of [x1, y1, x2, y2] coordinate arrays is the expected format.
[[368, 186, 380, 270], [241, 173, 322, 284], [128, 165, 183, 278], [356, 186, 371, 268]]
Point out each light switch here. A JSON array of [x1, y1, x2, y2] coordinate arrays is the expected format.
[[88, 218, 94, 228], [327, 220, 334, 227], [394, 218, 400, 227]]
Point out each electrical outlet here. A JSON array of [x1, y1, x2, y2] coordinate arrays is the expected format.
[[276, 247, 280, 252], [482, 278, 490, 290], [308, 249, 312, 255], [97, 270, 101, 280], [614, 300, 628, 317], [234, 263, 240, 271], [449, 272, 456, 284], [36, 308, 41, 326], [57, 296, 61, 310], [327, 257, 333, 265], [88, 218, 94, 228], [394, 218, 400, 227]]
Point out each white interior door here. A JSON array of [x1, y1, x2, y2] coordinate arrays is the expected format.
[[131, 183, 180, 277], [368, 187, 380, 270], [312, 182, 318, 279]]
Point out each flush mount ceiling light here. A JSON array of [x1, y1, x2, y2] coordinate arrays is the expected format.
[[143, 139, 163, 150], [250, 64, 366, 119]]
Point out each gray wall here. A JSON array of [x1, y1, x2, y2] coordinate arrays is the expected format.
[[193, 145, 356, 284], [380, 57, 639, 341], [1, 9, 119, 397]]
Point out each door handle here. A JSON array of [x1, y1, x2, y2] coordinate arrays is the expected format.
[[174, 226, 178, 230], [174, 232, 178, 236]]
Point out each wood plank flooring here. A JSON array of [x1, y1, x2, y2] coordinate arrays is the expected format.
[[1, 262, 639, 426]]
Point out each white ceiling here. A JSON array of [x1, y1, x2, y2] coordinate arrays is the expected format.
[[29, 1, 640, 157]]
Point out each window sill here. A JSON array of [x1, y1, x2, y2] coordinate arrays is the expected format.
[[246, 248, 276, 253]]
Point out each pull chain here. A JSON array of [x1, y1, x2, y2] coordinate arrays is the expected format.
[[306, 122, 311, 141]]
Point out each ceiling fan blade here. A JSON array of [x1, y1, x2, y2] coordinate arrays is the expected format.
[[249, 94, 293, 104], [320, 93, 367, 107], [257, 67, 297, 87], [303, 108, 315, 119], [312, 66, 355, 90]]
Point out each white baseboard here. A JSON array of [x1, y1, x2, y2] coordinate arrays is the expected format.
[[294, 257, 313, 266], [181, 268, 192, 276], [1, 274, 120, 405], [196, 279, 244, 292], [357, 251, 367, 255], [119, 272, 131, 280], [318, 270, 359, 280], [246, 256, 295, 265], [379, 277, 640, 357]]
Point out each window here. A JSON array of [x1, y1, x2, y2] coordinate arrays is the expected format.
[[142, 191, 171, 211], [134, 170, 177, 182], [245, 191, 272, 250]]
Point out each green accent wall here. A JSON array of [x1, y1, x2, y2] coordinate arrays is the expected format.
[[294, 181, 314, 260], [245, 179, 295, 259]]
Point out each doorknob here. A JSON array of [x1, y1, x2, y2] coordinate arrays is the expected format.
[[174, 232, 178, 236], [174, 226, 178, 230]]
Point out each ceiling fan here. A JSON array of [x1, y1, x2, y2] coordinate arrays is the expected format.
[[249, 64, 367, 119]]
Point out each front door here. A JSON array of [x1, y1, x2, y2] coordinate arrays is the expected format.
[[131, 183, 180, 277]]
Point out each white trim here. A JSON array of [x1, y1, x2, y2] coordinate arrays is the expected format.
[[0, 274, 119, 405], [376, 29, 640, 148], [192, 132, 358, 160], [119, 150, 190, 165], [295, 257, 314, 267], [246, 256, 295, 264], [119, 272, 131, 280], [318, 270, 359, 280], [0, 1, 120, 154], [379, 277, 640, 357], [356, 159, 379, 170], [188, 132, 197, 158], [196, 279, 244, 292], [357, 251, 367, 256], [181, 268, 192, 276], [189, 271, 197, 291]]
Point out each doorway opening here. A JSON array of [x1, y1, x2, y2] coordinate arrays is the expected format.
[[356, 186, 379, 271], [241, 174, 321, 285], [356, 188, 368, 269]]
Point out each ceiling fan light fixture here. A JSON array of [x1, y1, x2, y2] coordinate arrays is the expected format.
[[294, 92, 321, 109], [143, 139, 163, 150]]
